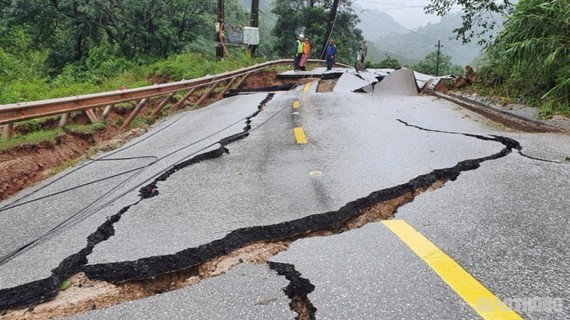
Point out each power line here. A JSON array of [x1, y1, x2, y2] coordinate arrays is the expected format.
[[359, 20, 426, 54], [358, 11, 431, 53], [0, 90, 297, 266], [360, 9, 483, 49], [355, 0, 462, 10]]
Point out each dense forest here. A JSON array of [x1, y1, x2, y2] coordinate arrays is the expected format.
[[0, 0, 364, 104], [0, 0, 568, 115]]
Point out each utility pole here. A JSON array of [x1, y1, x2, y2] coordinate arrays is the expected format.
[[435, 40, 442, 76], [216, 0, 225, 60], [249, 0, 259, 57], [320, 0, 340, 60]]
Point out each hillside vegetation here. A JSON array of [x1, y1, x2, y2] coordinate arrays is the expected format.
[[478, 0, 570, 116], [0, 0, 568, 117]]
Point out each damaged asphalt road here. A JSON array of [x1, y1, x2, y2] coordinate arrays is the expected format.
[[1, 69, 569, 319]]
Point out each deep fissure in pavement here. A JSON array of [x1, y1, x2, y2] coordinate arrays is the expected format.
[[0, 93, 275, 311], [0, 119, 523, 318], [0, 202, 139, 312], [269, 262, 317, 320]]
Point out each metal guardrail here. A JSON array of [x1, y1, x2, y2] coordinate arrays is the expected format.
[[430, 91, 565, 133], [0, 59, 334, 139]]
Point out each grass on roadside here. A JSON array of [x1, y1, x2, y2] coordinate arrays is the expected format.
[[0, 51, 265, 152], [1, 52, 262, 105], [128, 116, 155, 129], [473, 83, 570, 119], [0, 129, 63, 151], [64, 121, 107, 134]]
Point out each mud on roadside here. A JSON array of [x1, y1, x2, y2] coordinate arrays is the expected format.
[[0, 70, 294, 201]]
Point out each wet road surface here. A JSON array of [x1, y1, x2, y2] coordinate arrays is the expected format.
[[1, 69, 569, 319]]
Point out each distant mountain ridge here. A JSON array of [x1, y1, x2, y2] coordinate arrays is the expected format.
[[248, 1, 499, 66], [355, 5, 501, 66]]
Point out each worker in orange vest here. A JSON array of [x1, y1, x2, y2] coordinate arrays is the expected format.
[[299, 37, 310, 71]]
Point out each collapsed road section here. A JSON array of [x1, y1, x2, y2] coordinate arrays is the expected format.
[[82, 127, 519, 283], [0, 118, 526, 318], [2, 68, 566, 319], [0, 93, 276, 311]]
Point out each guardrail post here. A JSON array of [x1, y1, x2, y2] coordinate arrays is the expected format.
[[2, 124, 13, 140], [84, 109, 99, 123], [101, 105, 113, 119], [59, 113, 70, 127], [234, 73, 251, 90], [150, 92, 176, 118], [195, 81, 223, 107], [216, 78, 238, 100], [171, 88, 197, 112], [120, 98, 148, 131]]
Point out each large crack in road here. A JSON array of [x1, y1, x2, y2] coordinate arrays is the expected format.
[[0, 106, 537, 319], [269, 262, 317, 320], [0, 94, 275, 312]]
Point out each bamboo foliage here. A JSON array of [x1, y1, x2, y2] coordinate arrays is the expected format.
[[483, 0, 570, 109]]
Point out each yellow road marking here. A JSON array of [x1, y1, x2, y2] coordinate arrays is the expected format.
[[382, 220, 522, 320], [294, 127, 307, 144], [293, 100, 300, 109], [303, 83, 311, 93]]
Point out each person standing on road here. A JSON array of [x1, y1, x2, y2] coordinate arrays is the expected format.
[[299, 37, 310, 71], [356, 40, 367, 71], [326, 40, 337, 71], [293, 34, 304, 71]]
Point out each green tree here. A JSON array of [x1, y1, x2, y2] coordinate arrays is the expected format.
[[425, 0, 513, 44], [271, 0, 363, 64], [0, 0, 214, 73], [366, 55, 401, 69], [83, 0, 212, 58], [481, 0, 570, 114], [414, 51, 464, 76]]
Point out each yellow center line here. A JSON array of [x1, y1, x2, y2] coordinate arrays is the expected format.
[[293, 100, 300, 109], [293, 127, 307, 144], [303, 82, 311, 93], [382, 220, 522, 320]]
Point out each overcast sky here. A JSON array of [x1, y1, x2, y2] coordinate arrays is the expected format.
[[354, 0, 457, 29]]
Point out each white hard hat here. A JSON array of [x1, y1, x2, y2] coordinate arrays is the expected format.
[[299, 34, 304, 38]]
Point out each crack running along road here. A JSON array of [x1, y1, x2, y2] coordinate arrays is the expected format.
[[0, 114, 528, 314]]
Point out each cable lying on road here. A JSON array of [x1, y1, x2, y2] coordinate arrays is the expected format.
[[0, 94, 280, 267], [0, 93, 277, 311], [0, 158, 157, 213]]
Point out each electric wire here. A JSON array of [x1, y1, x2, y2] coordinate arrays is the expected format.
[[359, 19, 426, 54], [317, 4, 340, 66], [362, 9, 484, 49], [0, 164, 154, 213], [1, 69, 241, 214], [0, 76, 222, 211], [0, 91, 291, 266]]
